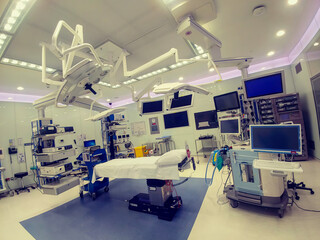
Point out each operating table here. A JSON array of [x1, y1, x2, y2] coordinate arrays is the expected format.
[[91, 149, 195, 221]]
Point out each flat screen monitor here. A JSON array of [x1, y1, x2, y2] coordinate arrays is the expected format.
[[250, 124, 301, 154], [164, 111, 189, 129], [214, 91, 240, 112], [194, 110, 218, 130], [219, 117, 240, 134], [84, 139, 96, 147], [170, 94, 193, 109], [243, 70, 285, 100], [142, 100, 163, 114]]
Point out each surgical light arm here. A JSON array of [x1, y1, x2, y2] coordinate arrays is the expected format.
[[153, 82, 210, 95], [85, 107, 126, 121]]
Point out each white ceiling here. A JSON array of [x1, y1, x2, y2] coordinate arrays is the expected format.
[[1, 0, 320, 103]]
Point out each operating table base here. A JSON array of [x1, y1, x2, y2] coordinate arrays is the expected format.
[[128, 193, 182, 221]]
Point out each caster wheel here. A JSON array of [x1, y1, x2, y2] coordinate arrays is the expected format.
[[27, 189, 30, 192], [92, 192, 96, 200], [278, 209, 284, 218], [302, 184, 306, 187], [311, 190, 315, 195], [230, 200, 239, 208], [104, 187, 109, 192], [295, 195, 300, 200], [80, 191, 84, 198], [9, 191, 14, 197]]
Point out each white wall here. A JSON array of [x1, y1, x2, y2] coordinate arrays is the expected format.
[[124, 65, 296, 155], [0, 102, 102, 190], [290, 53, 320, 159]]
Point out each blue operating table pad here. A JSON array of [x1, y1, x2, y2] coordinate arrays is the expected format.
[[20, 178, 208, 240]]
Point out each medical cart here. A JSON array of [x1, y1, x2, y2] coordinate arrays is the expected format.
[[225, 148, 289, 218], [79, 148, 109, 200]]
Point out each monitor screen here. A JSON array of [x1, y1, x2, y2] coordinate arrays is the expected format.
[[170, 94, 193, 109], [250, 124, 301, 154], [219, 118, 240, 134], [84, 140, 96, 147], [194, 110, 218, 130], [164, 111, 189, 129], [214, 91, 240, 112], [142, 100, 163, 114], [244, 71, 285, 99]]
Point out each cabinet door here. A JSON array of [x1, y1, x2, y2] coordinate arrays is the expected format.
[[230, 150, 262, 196]]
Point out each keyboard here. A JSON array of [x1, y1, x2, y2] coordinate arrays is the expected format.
[[253, 160, 303, 173]]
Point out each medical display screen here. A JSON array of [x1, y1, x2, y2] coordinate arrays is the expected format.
[[170, 94, 193, 109], [220, 119, 239, 134], [142, 100, 163, 114], [244, 72, 284, 99], [250, 125, 301, 153], [214, 91, 240, 112], [84, 140, 96, 147], [164, 111, 189, 129], [194, 110, 218, 130]]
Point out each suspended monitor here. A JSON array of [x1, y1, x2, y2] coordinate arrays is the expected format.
[[170, 94, 193, 110], [84, 139, 96, 147], [243, 70, 285, 100], [194, 110, 218, 130], [219, 117, 240, 134], [142, 100, 163, 114], [250, 124, 301, 154], [214, 91, 240, 112], [164, 111, 189, 129]]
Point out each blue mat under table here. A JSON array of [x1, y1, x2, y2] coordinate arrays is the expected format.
[[21, 178, 208, 240]]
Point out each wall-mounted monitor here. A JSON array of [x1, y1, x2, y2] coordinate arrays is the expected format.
[[250, 124, 301, 154], [219, 117, 240, 134], [169, 94, 193, 110], [142, 100, 163, 114], [84, 139, 96, 147], [243, 70, 285, 100], [164, 111, 189, 129], [214, 91, 240, 112], [194, 110, 218, 130]]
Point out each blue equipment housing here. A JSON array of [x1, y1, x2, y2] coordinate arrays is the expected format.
[[78, 148, 109, 200]]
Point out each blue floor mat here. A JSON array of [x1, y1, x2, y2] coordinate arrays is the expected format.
[[21, 178, 208, 240]]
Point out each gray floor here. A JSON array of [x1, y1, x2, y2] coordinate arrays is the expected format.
[[1, 157, 320, 240]]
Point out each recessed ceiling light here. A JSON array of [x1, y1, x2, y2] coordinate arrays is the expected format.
[[0, 34, 7, 40], [84, 96, 90, 99], [314, 42, 319, 46], [276, 30, 286, 37], [178, 77, 183, 81], [17, 86, 24, 91], [209, 68, 215, 72], [4, 24, 12, 31], [0, 39, 4, 45], [11, 59, 18, 64], [288, 0, 298, 5], [267, 51, 275, 56], [106, 99, 111, 102], [2, 58, 9, 63], [8, 97, 13, 100]]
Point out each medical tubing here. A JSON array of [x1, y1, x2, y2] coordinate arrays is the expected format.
[[205, 151, 217, 186], [173, 177, 189, 187]]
